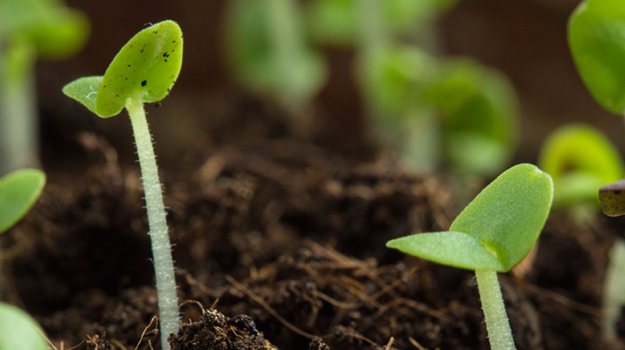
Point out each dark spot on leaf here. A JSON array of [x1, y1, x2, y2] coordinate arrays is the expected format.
[[154, 31, 158, 34], [116, 94, 119, 97], [163, 52, 169, 57], [103, 85, 106, 88], [173, 40, 176, 43], [141, 80, 147, 87], [164, 59, 167, 62], [615, 191, 621, 195], [128, 64, 131, 67], [154, 101, 161, 108]]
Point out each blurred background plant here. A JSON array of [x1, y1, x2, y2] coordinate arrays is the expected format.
[[0, 0, 88, 176]]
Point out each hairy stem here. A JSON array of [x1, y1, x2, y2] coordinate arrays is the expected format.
[[126, 95, 178, 350], [475, 270, 516, 350]]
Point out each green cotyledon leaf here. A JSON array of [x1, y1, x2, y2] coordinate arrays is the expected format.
[[0, 169, 46, 234], [569, 0, 625, 114], [61, 76, 103, 114], [387, 164, 553, 272], [94, 20, 183, 118]]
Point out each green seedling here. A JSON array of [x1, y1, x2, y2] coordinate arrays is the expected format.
[[387, 164, 554, 350], [0, 302, 48, 350], [0, 169, 45, 234], [0, 0, 88, 175], [538, 124, 623, 218], [569, 0, 625, 217], [425, 59, 519, 177], [0, 169, 45, 294], [223, 0, 326, 111], [62, 20, 183, 350]]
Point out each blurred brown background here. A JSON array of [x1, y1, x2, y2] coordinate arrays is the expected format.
[[35, 0, 619, 172]]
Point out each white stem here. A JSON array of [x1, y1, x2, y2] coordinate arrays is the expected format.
[[126, 95, 178, 350], [475, 270, 516, 350]]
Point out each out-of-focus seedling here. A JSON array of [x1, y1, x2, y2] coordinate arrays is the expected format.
[[0, 0, 88, 175], [569, 0, 625, 217], [538, 124, 623, 222], [387, 164, 554, 350], [223, 0, 326, 111], [62, 20, 183, 350], [0, 302, 48, 350], [603, 238, 625, 339], [424, 59, 519, 177], [0, 168, 45, 295]]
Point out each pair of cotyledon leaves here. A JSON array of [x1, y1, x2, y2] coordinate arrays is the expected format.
[[387, 164, 553, 272], [62, 20, 183, 118]]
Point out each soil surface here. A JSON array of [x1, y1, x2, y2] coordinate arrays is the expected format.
[[2, 95, 625, 350]]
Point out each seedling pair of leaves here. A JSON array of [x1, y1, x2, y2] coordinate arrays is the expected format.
[[569, 0, 625, 216], [538, 124, 623, 211], [388, 164, 553, 350], [63, 20, 183, 350]]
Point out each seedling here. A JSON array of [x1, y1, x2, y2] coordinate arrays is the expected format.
[[569, 0, 625, 216], [223, 0, 326, 111], [0, 302, 48, 350], [0, 168, 45, 294], [538, 124, 623, 219], [0, 0, 88, 175], [387, 164, 554, 350], [62, 20, 183, 350]]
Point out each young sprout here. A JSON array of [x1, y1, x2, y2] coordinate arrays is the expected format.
[[0, 0, 88, 175], [0, 302, 48, 350], [538, 124, 623, 220], [223, 0, 326, 111], [569, 0, 625, 216], [62, 20, 183, 350], [387, 164, 554, 350], [0, 169, 46, 293]]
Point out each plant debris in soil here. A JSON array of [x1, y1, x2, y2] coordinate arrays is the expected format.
[[2, 96, 625, 350]]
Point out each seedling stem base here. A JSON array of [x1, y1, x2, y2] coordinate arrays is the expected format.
[[475, 270, 516, 350], [126, 95, 178, 350]]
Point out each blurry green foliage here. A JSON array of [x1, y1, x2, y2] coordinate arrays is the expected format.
[[569, 0, 625, 114], [0, 169, 45, 234], [224, 0, 326, 109], [538, 124, 624, 209], [0, 302, 48, 350]]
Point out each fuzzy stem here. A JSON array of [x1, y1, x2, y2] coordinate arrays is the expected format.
[[475, 270, 516, 350], [126, 95, 178, 350]]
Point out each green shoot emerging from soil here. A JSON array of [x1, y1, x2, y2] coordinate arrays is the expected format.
[[387, 164, 554, 350], [568, 0, 625, 216], [62, 20, 183, 350]]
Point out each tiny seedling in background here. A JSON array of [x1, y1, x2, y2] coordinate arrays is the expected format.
[[569, 0, 625, 217], [538, 124, 623, 221], [0, 302, 48, 350], [424, 59, 519, 177], [387, 164, 554, 350], [0, 0, 88, 175], [62, 20, 183, 350], [223, 0, 326, 111], [0, 169, 45, 294]]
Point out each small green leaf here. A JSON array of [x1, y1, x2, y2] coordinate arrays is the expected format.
[[62, 76, 103, 114], [450, 164, 553, 271], [599, 180, 625, 217], [0, 169, 46, 234], [387, 231, 506, 271], [95, 20, 183, 117], [387, 164, 554, 272], [569, 0, 625, 114], [538, 124, 624, 207], [0, 302, 48, 350]]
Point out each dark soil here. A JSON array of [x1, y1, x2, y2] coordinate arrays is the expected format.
[[2, 95, 625, 350]]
